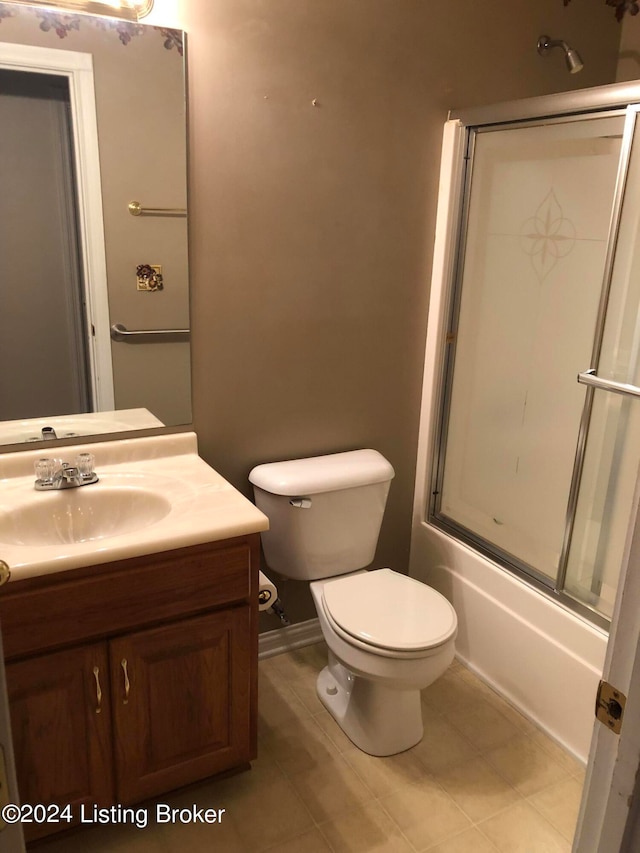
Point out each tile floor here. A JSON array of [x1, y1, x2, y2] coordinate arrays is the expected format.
[[37, 643, 585, 852]]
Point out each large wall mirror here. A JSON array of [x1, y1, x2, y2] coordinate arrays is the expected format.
[[0, 2, 190, 448]]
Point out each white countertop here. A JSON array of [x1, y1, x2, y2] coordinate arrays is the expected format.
[[0, 432, 268, 581], [0, 408, 164, 445]]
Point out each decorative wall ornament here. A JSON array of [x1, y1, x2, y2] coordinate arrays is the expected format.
[[159, 27, 183, 54], [564, 0, 639, 21], [94, 19, 145, 47], [519, 189, 576, 281], [35, 11, 82, 38]]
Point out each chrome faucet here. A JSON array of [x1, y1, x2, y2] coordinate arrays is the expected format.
[[41, 426, 57, 440], [34, 455, 98, 491]]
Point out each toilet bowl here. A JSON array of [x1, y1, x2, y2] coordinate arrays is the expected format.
[[249, 449, 458, 756], [311, 569, 456, 755]]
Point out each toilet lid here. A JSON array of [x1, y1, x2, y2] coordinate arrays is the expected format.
[[321, 569, 457, 652]]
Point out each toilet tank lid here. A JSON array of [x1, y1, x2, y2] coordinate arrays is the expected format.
[[249, 449, 395, 496]]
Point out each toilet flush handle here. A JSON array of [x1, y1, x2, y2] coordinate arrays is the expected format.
[[289, 497, 312, 509]]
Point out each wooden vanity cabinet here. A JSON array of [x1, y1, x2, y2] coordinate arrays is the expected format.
[[0, 534, 260, 842], [6, 642, 114, 842], [111, 606, 252, 804]]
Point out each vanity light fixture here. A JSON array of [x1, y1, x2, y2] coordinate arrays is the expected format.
[[4, 0, 154, 22]]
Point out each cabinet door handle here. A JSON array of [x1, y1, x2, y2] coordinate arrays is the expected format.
[[121, 658, 130, 704], [92, 666, 102, 714]]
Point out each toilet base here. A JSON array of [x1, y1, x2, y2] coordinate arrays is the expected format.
[[316, 654, 424, 756]]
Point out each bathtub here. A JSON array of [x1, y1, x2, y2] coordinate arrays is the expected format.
[[409, 521, 607, 762]]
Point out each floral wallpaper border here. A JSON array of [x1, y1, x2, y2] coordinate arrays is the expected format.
[[0, 3, 183, 53]]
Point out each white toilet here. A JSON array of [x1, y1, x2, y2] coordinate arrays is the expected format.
[[249, 449, 457, 756]]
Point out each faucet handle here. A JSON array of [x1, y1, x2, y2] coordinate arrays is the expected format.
[[34, 457, 56, 484], [75, 453, 95, 480]]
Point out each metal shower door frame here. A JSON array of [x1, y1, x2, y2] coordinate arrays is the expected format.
[[430, 83, 640, 629]]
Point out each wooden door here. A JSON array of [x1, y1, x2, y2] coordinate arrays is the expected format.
[[6, 642, 113, 841], [111, 607, 252, 804]]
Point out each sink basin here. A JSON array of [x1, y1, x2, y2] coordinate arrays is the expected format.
[[0, 487, 172, 546], [0, 431, 269, 580]]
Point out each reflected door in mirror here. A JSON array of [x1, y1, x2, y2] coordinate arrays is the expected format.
[[0, 69, 92, 420]]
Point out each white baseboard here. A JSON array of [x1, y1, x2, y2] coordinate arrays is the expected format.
[[258, 618, 323, 659]]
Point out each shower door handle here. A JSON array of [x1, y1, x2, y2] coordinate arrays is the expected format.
[[577, 369, 640, 400]]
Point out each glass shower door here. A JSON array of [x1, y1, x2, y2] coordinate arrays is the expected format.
[[431, 105, 640, 623], [563, 106, 640, 619]]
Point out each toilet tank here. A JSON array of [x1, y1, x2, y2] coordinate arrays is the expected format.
[[249, 449, 395, 581]]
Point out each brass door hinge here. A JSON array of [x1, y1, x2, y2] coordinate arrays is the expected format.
[[595, 680, 626, 734]]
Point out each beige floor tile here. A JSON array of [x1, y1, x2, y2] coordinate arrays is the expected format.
[[454, 668, 538, 736], [449, 699, 522, 752], [223, 775, 314, 851], [571, 763, 587, 786], [155, 773, 250, 823], [422, 670, 481, 717], [265, 826, 333, 852], [528, 729, 586, 776], [314, 707, 358, 752], [426, 827, 499, 853], [434, 755, 521, 823], [380, 777, 471, 850], [479, 800, 571, 853], [318, 800, 414, 852], [412, 714, 480, 774], [528, 776, 584, 842], [484, 734, 570, 797], [485, 698, 539, 738], [257, 671, 313, 737], [151, 771, 255, 834], [290, 752, 373, 823], [151, 812, 248, 852], [262, 714, 340, 776], [342, 743, 432, 797], [258, 653, 286, 678], [262, 642, 328, 682], [454, 666, 504, 702], [189, 753, 284, 800], [291, 678, 326, 714]]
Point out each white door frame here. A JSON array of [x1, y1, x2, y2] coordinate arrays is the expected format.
[[0, 41, 114, 411], [573, 473, 640, 852]]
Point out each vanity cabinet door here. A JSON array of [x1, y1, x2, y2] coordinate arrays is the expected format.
[[6, 642, 114, 842], [111, 606, 252, 804]]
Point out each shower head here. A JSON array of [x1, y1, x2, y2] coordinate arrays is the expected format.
[[537, 35, 584, 74]]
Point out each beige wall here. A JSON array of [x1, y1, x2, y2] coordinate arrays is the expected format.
[[617, 13, 640, 80], [154, 0, 622, 626]]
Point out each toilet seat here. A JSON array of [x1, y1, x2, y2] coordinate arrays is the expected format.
[[321, 569, 457, 656]]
